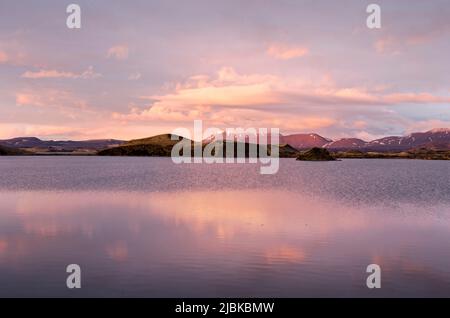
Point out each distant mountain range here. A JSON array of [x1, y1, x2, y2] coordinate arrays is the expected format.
[[205, 128, 450, 151], [325, 128, 450, 151], [350, 128, 450, 151], [0, 137, 124, 153], [281, 128, 449, 151], [0, 128, 449, 154]]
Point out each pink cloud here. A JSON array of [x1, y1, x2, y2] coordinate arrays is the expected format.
[[111, 67, 347, 131], [405, 20, 450, 45], [113, 67, 280, 123], [374, 36, 400, 55], [113, 67, 450, 128], [21, 66, 101, 79], [128, 72, 141, 80], [267, 43, 309, 60], [0, 50, 8, 63], [15, 89, 89, 119], [404, 119, 450, 134], [352, 120, 368, 130], [0, 123, 86, 139], [7, 66, 448, 140], [0, 42, 33, 66], [374, 21, 450, 55], [383, 92, 450, 104], [107, 45, 129, 60]]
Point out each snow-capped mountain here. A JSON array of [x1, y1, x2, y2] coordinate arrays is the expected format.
[[203, 129, 450, 151], [323, 138, 367, 150], [365, 128, 450, 151], [204, 132, 332, 149], [202, 131, 281, 145], [280, 134, 332, 149]]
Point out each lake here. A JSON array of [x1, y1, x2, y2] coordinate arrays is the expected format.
[[0, 157, 449, 297]]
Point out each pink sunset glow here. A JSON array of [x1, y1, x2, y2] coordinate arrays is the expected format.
[[0, 0, 449, 141]]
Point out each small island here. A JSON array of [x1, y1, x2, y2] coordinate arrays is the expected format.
[[296, 148, 336, 161]]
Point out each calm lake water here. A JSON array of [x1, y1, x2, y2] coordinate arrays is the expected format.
[[0, 157, 449, 297]]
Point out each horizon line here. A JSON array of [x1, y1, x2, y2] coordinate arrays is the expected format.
[[1, 127, 448, 143]]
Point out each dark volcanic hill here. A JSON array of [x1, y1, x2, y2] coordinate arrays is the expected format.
[[98, 134, 187, 156], [0, 145, 29, 156], [296, 147, 336, 161]]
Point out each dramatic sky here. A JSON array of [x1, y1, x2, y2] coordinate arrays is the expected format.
[[0, 0, 449, 140]]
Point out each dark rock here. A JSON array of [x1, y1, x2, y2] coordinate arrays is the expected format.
[[296, 147, 336, 161]]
